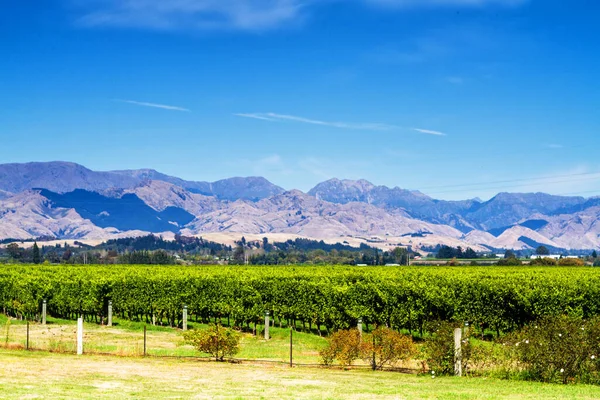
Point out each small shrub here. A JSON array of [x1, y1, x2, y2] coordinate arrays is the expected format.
[[529, 257, 557, 266], [502, 315, 600, 384], [497, 257, 522, 266], [362, 327, 417, 370], [320, 329, 363, 367], [183, 324, 240, 361], [422, 321, 472, 375], [557, 258, 584, 266]]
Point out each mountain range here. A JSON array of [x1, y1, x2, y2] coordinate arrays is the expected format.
[[0, 161, 598, 251]]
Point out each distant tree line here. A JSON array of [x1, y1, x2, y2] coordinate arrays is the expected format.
[[436, 245, 479, 259]]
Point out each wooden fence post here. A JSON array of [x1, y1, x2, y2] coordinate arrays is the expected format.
[[264, 311, 270, 340], [107, 300, 112, 327], [454, 328, 462, 376]]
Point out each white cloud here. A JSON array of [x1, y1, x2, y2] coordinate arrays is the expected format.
[[236, 112, 447, 136], [72, 0, 528, 31], [412, 128, 447, 136], [75, 0, 305, 31], [235, 112, 397, 131], [115, 99, 190, 112], [233, 113, 277, 121]]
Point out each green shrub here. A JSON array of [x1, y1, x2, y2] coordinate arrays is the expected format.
[[529, 257, 557, 266], [320, 329, 362, 366], [503, 315, 600, 384], [362, 327, 417, 370], [496, 257, 522, 266], [183, 324, 240, 361], [422, 321, 472, 375]]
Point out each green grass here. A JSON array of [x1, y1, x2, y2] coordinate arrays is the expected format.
[[0, 314, 328, 362], [1, 349, 599, 399]]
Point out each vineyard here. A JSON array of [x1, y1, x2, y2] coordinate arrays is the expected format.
[[1, 264, 600, 336]]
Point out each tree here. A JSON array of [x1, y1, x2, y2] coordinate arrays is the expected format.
[[392, 247, 408, 264], [536, 246, 550, 256], [464, 248, 478, 259], [592, 250, 598, 259], [6, 243, 21, 259], [504, 249, 516, 259], [183, 324, 240, 361], [32, 242, 41, 264]]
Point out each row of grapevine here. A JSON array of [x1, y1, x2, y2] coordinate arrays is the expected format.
[[1, 265, 599, 334]]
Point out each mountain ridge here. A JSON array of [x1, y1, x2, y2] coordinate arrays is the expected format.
[[0, 161, 597, 250]]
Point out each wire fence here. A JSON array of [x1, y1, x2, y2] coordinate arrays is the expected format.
[[0, 316, 421, 372]]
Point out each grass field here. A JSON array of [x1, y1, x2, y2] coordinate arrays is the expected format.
[[0, 314, 328, 364], [2, 349, 600, 399]]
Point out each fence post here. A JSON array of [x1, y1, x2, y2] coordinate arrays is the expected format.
[[107, 300, 112, 327], [454, 328, 462, 376], [144, 325, 147, 356], [26, 321, 29, 350], [42, 299, 47, 325], [289, 327, 293, 367], [183, 305, 188, 331], [264, 311, 270, 340], [357, 318, 363, 336], [77, 317, 83, 355]]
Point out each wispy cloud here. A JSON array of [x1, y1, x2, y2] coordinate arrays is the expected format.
[[412, 128, 446, 136], [233, 113, 277, 121], [75, 0, 305, 31], [545, 144, 563, 149], [72, 0, 528, 32], [115, 99, 190, 112], [236, 112, 447, 136], [236, 113, 388, 130], [236, 112, 397, 131]]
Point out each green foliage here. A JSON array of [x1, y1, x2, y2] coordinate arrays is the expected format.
[[320, 329, 362, 366], [535, 246, 550, 256], [118, 250, 175, 265], [423, 321, 472, 375], [503, 315, 600, 384], [497, 257, 522, 266], [2, 264, 600, 337], [183, 324, 240, 361], [530, 257, 557, 266], [32, 243, 41, 264], [436, 245, 479, 259], [362, 327, 417, 370]]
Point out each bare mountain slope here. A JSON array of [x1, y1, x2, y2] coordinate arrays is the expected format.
[[0, 162, 139, 193]]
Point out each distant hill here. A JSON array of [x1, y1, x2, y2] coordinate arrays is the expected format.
[[0, 161, 598, 250]]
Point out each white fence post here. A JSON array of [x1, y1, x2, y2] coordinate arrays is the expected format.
[[107, 300, 112, 327], [264, 311, 270, 340], [77, 317, 83, 355], [183, 305, 188, 331], [454, 328, 462, 376]]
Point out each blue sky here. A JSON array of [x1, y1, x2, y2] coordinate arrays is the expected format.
[[1, 0, 599, 200]]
